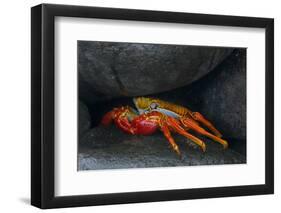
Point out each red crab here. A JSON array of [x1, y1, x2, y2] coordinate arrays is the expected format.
[[101, 98, 228, 157]]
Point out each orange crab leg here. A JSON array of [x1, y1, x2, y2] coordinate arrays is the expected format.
[[191, 112, 222, 138], [180, 117, 228, 149], [167, 117, 206, 152], [160, 123, 181, 157]]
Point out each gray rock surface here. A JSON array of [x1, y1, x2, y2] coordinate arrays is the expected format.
[[80, 126, 127, 148], [78, 125, 246, 170], [78, 41, 233, 103], [195, 49, 246, 140], [79, 101, 91, 138]]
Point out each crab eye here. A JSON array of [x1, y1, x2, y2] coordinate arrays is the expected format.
[[150, 102, 158, 110]]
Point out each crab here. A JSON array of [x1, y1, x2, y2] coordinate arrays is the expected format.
[[101, 97, 228, 157]]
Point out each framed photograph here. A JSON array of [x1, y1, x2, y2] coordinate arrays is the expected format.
[[31, 3, 274, 209]]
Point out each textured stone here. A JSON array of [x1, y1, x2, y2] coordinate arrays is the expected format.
[[78, 125, 245, 170], [79, 101, 91, 138], [195, 49, 246, 140], [80, 126, 128, 148], [78, 41, 233, 103]]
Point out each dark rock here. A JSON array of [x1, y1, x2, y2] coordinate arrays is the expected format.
[[80, 125, 131, 148], [78, 41, 233, 103], [79, 101, 91, 138], [194, 49, 246, 140], [78, 125, 245, 170]]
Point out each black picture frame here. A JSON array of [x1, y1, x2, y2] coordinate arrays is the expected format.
[[31, 3, 274, 209]]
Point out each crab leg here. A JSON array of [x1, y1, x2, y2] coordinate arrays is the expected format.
[[167, 116, 206, 152], [191, 112, 222, 138], [180, 117, 228, 149], [160, 123, 181, 157]]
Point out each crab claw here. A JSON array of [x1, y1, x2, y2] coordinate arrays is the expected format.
[[101, 107, 137, 135], [101, 111, 114, 126]]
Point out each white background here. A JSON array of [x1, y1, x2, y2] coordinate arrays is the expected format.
[[0, 0, 279, 212], [55, 18, 265, 196]]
